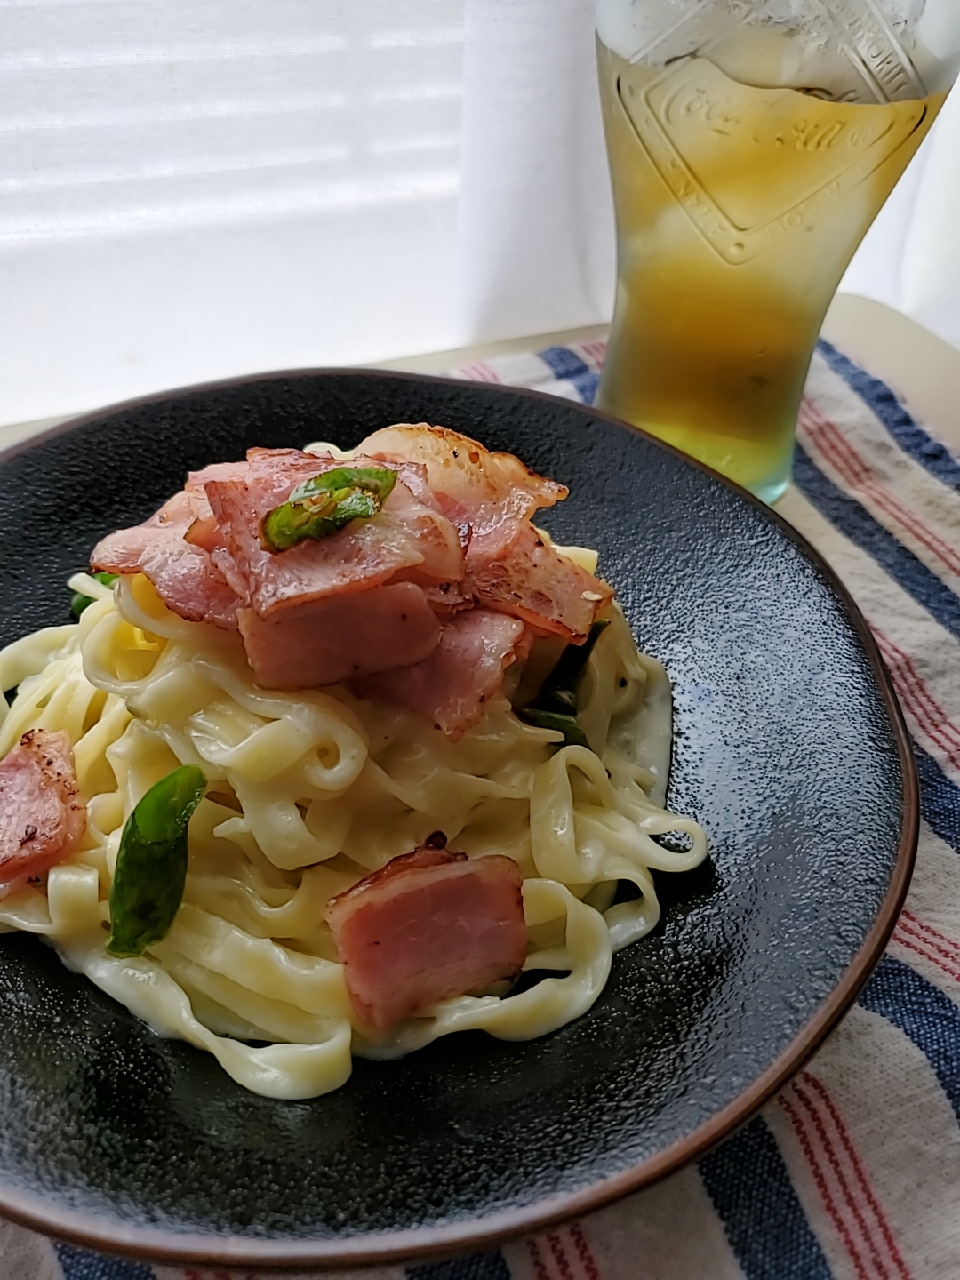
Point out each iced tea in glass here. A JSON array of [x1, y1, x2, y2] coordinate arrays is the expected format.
[[595, 0, 960, 501]]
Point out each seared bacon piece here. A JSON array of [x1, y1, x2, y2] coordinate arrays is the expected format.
[[359, 424, 567, 565], [203, 448, 462, 618], [181, 464, 249, 558], [420, 579, 474, 615], [91, 490, 240, 630], [469, 522, 613, 642], [143, 554, 239, 631], [238, 581, 441, 688], [359, 426, 611, 640], [0, 730, 85, 898], [354, 609, 531, 738], [88, 430, 610, 708], [326, 845, 527, 1029]]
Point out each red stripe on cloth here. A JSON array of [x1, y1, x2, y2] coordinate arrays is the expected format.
[[801, 1075, 911, 1280], [778, 1089, 873, 1280], [181, 1272, 251, 1280], [181, 1272, 241, 1280], [901, 907, 960, 957], [893, 924, 960, 984], [576, 343, 604, 373], [792, 1078, 895, 1280], [874, 632, 960, 756], [546, 1232, 576, 1279], [577, 340, 607, 368], [525, 1226, 598, 1280], [526, 1235, 554, 1280], [568, 1222, 602, 1280], [458, 361, 502, 383], [779, 1071, 913, 1280], [872, 630, 960, 775], [789, 1074, 911, 1280], [797, 401, 960, 579]]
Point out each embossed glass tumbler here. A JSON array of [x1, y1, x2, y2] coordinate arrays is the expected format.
[[595, 0, 960, 502]]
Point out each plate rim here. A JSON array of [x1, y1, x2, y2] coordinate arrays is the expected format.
[[0, 367, 920, 1270]]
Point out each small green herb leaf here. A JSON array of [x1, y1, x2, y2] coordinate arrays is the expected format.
[[69, 571, 118, 619], [517, 619, 610, 748], [515, 707, 590, 748], [106, 765, 207, 958], [261, 467, 397, 552]]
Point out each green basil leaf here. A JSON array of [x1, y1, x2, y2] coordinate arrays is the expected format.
[[536, 619, 610, 713], [69, 571, 118, 619], [290, 467, 398, 505], [516, 619, 610, 750], [515, 706, 590, 748], [106, 764, 207, 958], [261, 466, 397, 552]]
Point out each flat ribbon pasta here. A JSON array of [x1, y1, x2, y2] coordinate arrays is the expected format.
[[0, 569, 706, 1098]]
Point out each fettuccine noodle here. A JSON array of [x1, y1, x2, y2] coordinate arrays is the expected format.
[[0, 560, 706, 1100]]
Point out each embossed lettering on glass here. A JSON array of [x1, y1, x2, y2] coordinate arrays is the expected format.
[[595, 0, 960, 501]]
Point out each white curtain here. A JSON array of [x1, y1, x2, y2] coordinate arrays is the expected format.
[[0, 0, 957, 429], [839, 82, 960, 349]]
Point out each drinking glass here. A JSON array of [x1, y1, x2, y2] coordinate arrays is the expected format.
[[595, 0, 960, 502]]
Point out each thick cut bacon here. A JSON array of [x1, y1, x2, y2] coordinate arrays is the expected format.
[[0, 730, 85, 898], [91, 490, 201, 574], [420, 579, 474, 615], [360, 427, 612, 639], [359, 424, 567, 564], [182, 461, 251, 557], [354, 609, 530, 738], [203, 448, 462, 617], [238, 581, 441, 688], [88, 431, 610, 705], [469, 522, 613, 641], [141, 550, 239, 631], [91, 491, 240, 630], [326, 845, 527, 1029]]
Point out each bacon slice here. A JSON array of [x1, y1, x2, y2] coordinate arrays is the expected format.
[[469, 523, 613, 641], [91, 490, 240, 631], [237, 581, 441, 688], [420, 579, 474, 615], [359, 424, 567, 564], [182, 462, 251, 559], [326, 846, 527, 1029], [0, 730, 86, 898], [88, 431, 610, 703], [203, 448, 462, 618], [354, 609, 531, 738]]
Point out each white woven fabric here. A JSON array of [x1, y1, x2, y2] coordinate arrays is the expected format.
[[2, 334, 960, 1280]]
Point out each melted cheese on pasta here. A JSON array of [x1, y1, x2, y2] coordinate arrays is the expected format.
[[0, 565, 706, 1099]]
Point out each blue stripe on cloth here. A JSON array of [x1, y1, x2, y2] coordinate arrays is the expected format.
[[699, 1116, 832, 1280], [536, 347, 599, 406], [537, 347, 591, 381], [55, 1244, 153, 1280], [407, 1251, 511, 1280], [816, 339, 960, 493], [859, 955, 960, 1121], [915, 740, 960, 855], [575, 372, 600, 406], [793, 443, 960, 641], [792, 437, 960, 849]]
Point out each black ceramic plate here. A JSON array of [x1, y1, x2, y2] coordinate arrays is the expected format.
[[0, 371, 916, 1271]]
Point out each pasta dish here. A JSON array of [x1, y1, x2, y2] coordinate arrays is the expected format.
[[0, 424, 706, 1099]]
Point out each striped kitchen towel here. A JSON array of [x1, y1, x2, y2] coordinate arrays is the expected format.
[[5, 336, 960, 1280]]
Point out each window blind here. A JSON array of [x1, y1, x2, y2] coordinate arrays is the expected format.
[[1, 0, 957, 429], [0, 0, 467, 424]]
